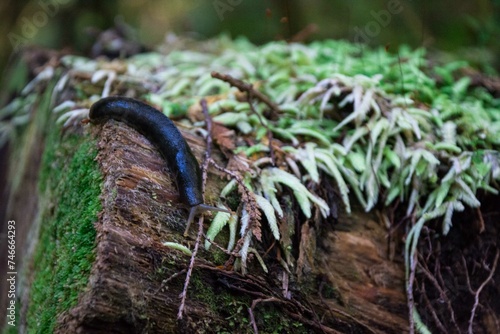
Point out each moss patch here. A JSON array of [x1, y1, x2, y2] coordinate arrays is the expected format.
[[190, 272, 308, 334], [26, 124, 102, 333], [190, 272, 250, 333]]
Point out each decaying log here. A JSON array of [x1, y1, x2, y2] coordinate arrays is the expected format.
[[3, 41, 500, 334], [50, 119, 409, 333], [0, 47, 413, 334]]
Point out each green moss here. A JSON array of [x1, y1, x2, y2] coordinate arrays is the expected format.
[[320, 283, 340, 300], [209, 247, 228, 266], [257, 306, 308, 334], [190, 272, 309, 333], [189, 272, 249, 332], [191, 272, 237, 313], [205, 227, 231, 266], [26, 119, 102, 332]]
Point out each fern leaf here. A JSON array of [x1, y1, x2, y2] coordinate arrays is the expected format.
[[255, 194, 280, 240], [205, 210, 232, 250]]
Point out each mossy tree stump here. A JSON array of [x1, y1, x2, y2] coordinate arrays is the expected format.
[[1, 40, 499, 333]]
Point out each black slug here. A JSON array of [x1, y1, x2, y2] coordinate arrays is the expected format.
[[89, 96, 228, 230]]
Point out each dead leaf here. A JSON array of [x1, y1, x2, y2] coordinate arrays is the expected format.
[[212, 123, 236, 151]]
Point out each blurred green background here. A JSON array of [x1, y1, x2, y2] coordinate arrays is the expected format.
[[0, 0, 499, 75]]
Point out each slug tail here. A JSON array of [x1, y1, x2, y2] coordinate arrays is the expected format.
[[183, 204, 231, 237]]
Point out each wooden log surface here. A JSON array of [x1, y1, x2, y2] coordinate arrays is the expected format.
[[51, 119, 408, 333], [56, 121, 224, 333]]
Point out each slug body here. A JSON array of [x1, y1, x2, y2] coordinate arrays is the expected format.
[[89, 96, 228, 229]]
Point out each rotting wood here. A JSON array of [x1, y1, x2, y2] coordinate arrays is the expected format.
[[52, 119, 409, 333], [3, 43, 500, 334]]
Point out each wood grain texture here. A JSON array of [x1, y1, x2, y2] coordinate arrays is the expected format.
[[55, 122, 225, 333], [54, 121, 409, 333]]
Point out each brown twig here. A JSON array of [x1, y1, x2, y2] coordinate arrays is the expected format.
[[248, 306, 259, 334], [177, 99, 214, 319], [177, 215, 204, 319], [468, 249, 499, 334], [211, 71, 280, 112], [155, 269, 186, 294], [211, 71, 279, 165], [436, 262, 461, 332], [416, 280, 447, 334], [426, 242, 461, 332], [417, 256, 459, 332]]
